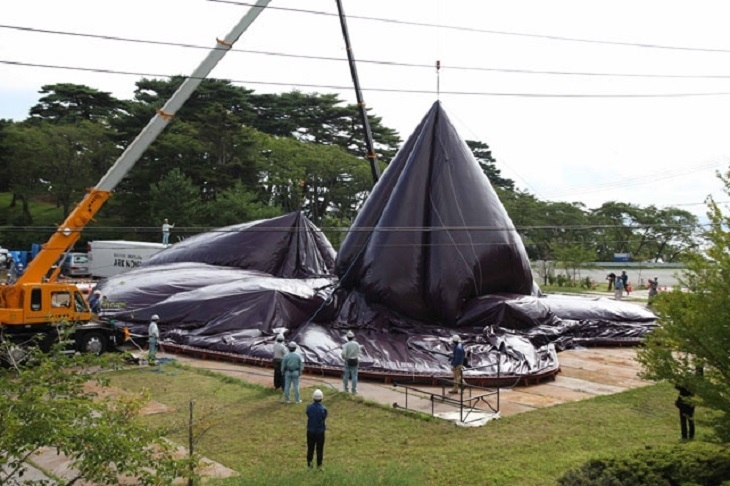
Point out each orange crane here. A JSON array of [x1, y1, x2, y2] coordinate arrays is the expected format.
[[0, 0, 272, 357]]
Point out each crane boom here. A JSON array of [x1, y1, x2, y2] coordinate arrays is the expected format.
[[0, 0, 271, 326], [335, 0, 381, 184]]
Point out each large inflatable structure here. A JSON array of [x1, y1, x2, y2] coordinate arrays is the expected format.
[[97, 102, 656, 385]]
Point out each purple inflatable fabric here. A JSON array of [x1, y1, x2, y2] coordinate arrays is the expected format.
[[336, 102, 534, 324], [142, 211, 336, 279], [94, 102, 657, 383]]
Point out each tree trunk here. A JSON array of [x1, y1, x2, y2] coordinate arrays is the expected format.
[[21, 195, 33, 224]]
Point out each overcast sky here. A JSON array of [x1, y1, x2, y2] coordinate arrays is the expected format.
[[3, 0, 730, 220]]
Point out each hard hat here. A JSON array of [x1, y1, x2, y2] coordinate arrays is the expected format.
[[276, 334, 284, 342], [151, 314, 160, 321], [451, 335, 461, 343], [313, 389, 323, 401], [346, 330, 355, 338], [287, 342, 297, 350], [94, 290, 102, 295]]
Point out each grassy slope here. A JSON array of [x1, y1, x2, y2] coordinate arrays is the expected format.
[[0, 192, 63, 225], [108, 364, 696, 486]]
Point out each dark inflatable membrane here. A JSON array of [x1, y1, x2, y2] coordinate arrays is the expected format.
[[142, 211, 336, 279], [96, 102, 657, 385], [336, 102, 534, 324]]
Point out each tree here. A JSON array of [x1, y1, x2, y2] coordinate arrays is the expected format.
[[590, 202, 698, 262], [550, 242, 598, 285], [466, 140, 516, 191], [255, 134, 372, 224], [39, 121, 118, 217], [2, 123, 48, 224], [201, 181, 282, 227], [637, 171, 730, 441], [29, 83, 128, 125], [249, 90, 401, 163], [0, 338, 188, 485], [148, 168, 201, 231], [503, 192, 592, 261], [0, 119, 12, 193]]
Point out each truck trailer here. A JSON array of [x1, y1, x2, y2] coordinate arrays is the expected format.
[[88, 240, 166, 278]]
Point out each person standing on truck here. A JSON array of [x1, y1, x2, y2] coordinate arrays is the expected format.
[[148, 314, 160, 365], [161, 218, 175, 246]]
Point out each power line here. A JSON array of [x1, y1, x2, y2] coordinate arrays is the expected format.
[[0, 223, 711, 233], [5, 24, 730, 80], [210, 0, 730, 55], [5, 59, 730, 99]]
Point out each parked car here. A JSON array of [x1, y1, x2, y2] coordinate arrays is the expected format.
[[61, 252, 91, 277]]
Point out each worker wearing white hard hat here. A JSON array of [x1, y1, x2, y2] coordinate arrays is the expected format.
[[449, 334, 465, 394], [280, 341, 304, 403], [88, 289, 102, 314], [272, 333, 287, 391], [148, 314, 160, 365], [341, 330, 360, 394], [306, 389, 328, 470]]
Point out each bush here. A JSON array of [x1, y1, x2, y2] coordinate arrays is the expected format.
[[558, 443, 730, 486]]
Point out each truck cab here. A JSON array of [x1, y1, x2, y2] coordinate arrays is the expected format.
[[0, 282, 119, 354]]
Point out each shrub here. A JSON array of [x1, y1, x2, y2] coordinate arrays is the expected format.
[[558, 443, 730, 486]]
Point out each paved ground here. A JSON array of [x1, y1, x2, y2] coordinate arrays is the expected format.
[[167, 345, 651, 420]]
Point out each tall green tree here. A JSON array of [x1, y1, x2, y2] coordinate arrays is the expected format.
[[2, 123, 49, 224], [591, 202, 697, 262], [503, 191, 592, 261], [550, 242, 598, 284], [201, 181, 282, 228], [249, 90, 401, 164], [637, 171, 730, 441], [148, 168, 201, 230], [131, 77, 256, 125], [0, 119, 12, 193], [29, 83, 128, 124], [38, 121, 118, 216], [256, 134, 372, 224]]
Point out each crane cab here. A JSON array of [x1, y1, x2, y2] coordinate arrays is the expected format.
[[0, 282, 93, 326]]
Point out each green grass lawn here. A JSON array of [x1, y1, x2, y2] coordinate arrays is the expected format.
[[107, 363, 705, 486]]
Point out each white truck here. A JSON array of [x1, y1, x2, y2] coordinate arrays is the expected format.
[[88, 240, 166, 278]]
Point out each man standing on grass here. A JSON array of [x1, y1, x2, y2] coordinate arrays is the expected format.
[[306, 389, 327, 470], [341, 330, 360, 394], [449, 335, 465, 394], [675, 384, 696, 440], [614, 276, 624, 300], [281, 342, 304, 403], [272, 334, 287, 391], [148, 314, 160, 365]]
